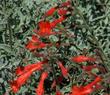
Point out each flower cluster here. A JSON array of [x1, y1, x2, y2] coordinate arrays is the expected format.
[[9, 1, 105, 95]]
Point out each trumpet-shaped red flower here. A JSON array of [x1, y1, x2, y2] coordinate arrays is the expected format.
[[57, 61, 68, 77], [36, 21, 56, 37], [44, 1, 71, 17], [36, 19, 66, 37], [10, 65, 43, 93], [10, 72, 32, 93], [72, 76, 102, 95], [45, 6, 58, 16], [15, 61, 47, 76], [71, 55, 96, 63], [26, 35, 47, 51], [36, 72, 48, 95]]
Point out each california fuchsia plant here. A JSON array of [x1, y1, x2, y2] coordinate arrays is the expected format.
[[0, 0, 110, 95]]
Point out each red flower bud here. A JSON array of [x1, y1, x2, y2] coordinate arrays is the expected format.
[[45, 7, 57, 16], [57, 61, 68, 77], [71, 55, 96, 63], [36, 72, 48, 95]]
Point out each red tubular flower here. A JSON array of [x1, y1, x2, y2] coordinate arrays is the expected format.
[[71, 55, 96, 63], [57, 61, 68, 77], [57, 8, 68, 16], [10, 66, 41, 93], [85, 76, 102, 88], [40, 72, 48, 81], [72, 76, 102, 95], [15, 61, 47, 76], [39, 21, 51, 32], [26, 35, 47, 51], [37, 21, 56, 37], [44, 1, 71, 16], [36, 72, 48, 95], [36, 80, 44, 95], [50, 16, 66, 28], [45, 6, 58, 16], [56, 90, 63, 95]]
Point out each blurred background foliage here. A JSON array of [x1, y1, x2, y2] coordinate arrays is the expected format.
[[0, 0, 110, 94]]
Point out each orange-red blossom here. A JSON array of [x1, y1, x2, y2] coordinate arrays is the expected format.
[[71, 55, 96, 63], [72, 76, 102, 95], [57, 61, 68, 77], [36, 72, 48, 95], [26, 35, 47, 51], [10, 61, 47, 93]]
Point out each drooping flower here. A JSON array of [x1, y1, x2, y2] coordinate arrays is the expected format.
[[10, 60, 48, 93], [10, 66, 41, 93], [36, 72, 48, 95], [72, 76, 102, 95], [71, 55, 96, 63], [36, 81, 44, 95], [15, 61, 47, 76], [26, 35, 47, 51], [57, 61, 68, 77], [85, 76, 102, 88]]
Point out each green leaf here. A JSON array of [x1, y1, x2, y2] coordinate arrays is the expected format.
[[49, 35, 59, 42], [0, 44, 11, 53], [91, 68, 99, 74]]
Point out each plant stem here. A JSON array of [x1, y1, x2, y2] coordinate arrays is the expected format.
[[8, 23, 13, 49]]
